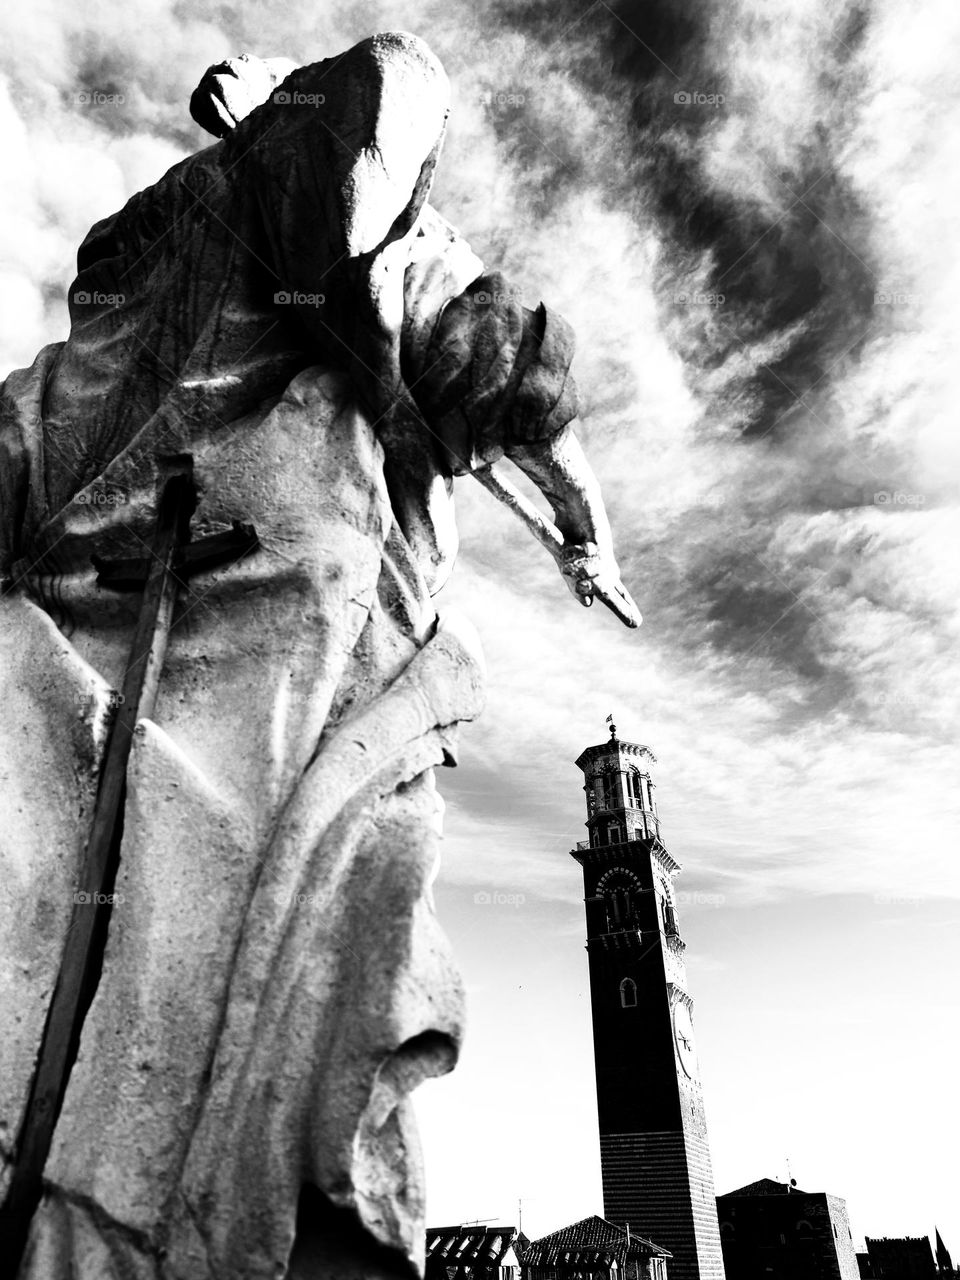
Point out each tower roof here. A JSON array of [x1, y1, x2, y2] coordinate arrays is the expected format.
[[575, 738, 657, 772], [575, 715, 657, 772]]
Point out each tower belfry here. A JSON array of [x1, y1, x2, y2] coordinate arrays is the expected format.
[[571, 718, 724, 1280]]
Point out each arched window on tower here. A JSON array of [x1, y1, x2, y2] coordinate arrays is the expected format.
[[606, 884, 630, 930], [620, 978, 637, 1008], [663, 897, 679, 936], [602, 769, 621, 812], [602, 872, 639, 933], [658, 883, 679, 937], [626, 769, 642, 807]]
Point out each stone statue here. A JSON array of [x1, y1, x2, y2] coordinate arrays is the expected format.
[[0, 31, 638, 1280]]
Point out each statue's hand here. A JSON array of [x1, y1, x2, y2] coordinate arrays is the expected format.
[[560, 542, 642, 629], [502, 429, 640, 630]]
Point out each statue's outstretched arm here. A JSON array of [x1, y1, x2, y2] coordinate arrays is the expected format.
[[480, 433, 641, 629], [349, 246, 641, 627]]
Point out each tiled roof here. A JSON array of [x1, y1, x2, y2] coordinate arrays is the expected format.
[[425, 1225, 522, 1268], [721, 1178, 809, 1198], [524, 1215, 670, 1266]]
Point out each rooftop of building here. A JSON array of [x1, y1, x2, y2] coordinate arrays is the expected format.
[[720, 1178, 813, 1198], [867, 1237, 935, 1244], [524, 1214, 670, 1266], [425, 1224, 526, 1268], [864, 1235, 938, 1272]]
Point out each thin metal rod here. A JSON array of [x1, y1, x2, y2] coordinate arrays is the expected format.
[[0, 468, 195, 1272], [472, 463, 564, 559]]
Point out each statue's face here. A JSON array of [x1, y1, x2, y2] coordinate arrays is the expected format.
[[190, 53, 298, 137], [190, 57, 265, 136]]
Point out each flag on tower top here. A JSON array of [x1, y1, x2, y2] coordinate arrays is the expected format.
[[605, 713, 614, 723]]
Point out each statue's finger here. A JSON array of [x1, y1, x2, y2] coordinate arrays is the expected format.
[[593, 578, 642, 628]]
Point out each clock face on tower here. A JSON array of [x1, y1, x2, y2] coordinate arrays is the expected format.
[[673, 1001, 698, 1078]]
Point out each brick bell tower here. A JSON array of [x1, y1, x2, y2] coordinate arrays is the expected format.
[[571, 718, 725, 1280]]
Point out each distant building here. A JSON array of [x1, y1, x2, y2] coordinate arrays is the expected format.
[[425, 1225, 526, 1280], [864, 1237, 937, 1280], [716, 1178, 859, 1280], [523, 1214, 670, 1280], [858, 1252, 875, 1278]]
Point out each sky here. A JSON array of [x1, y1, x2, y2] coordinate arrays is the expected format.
[[2, 0, 959, 1259]]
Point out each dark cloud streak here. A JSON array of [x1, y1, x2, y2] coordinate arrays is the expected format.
[[495, 0, 879, 439]]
